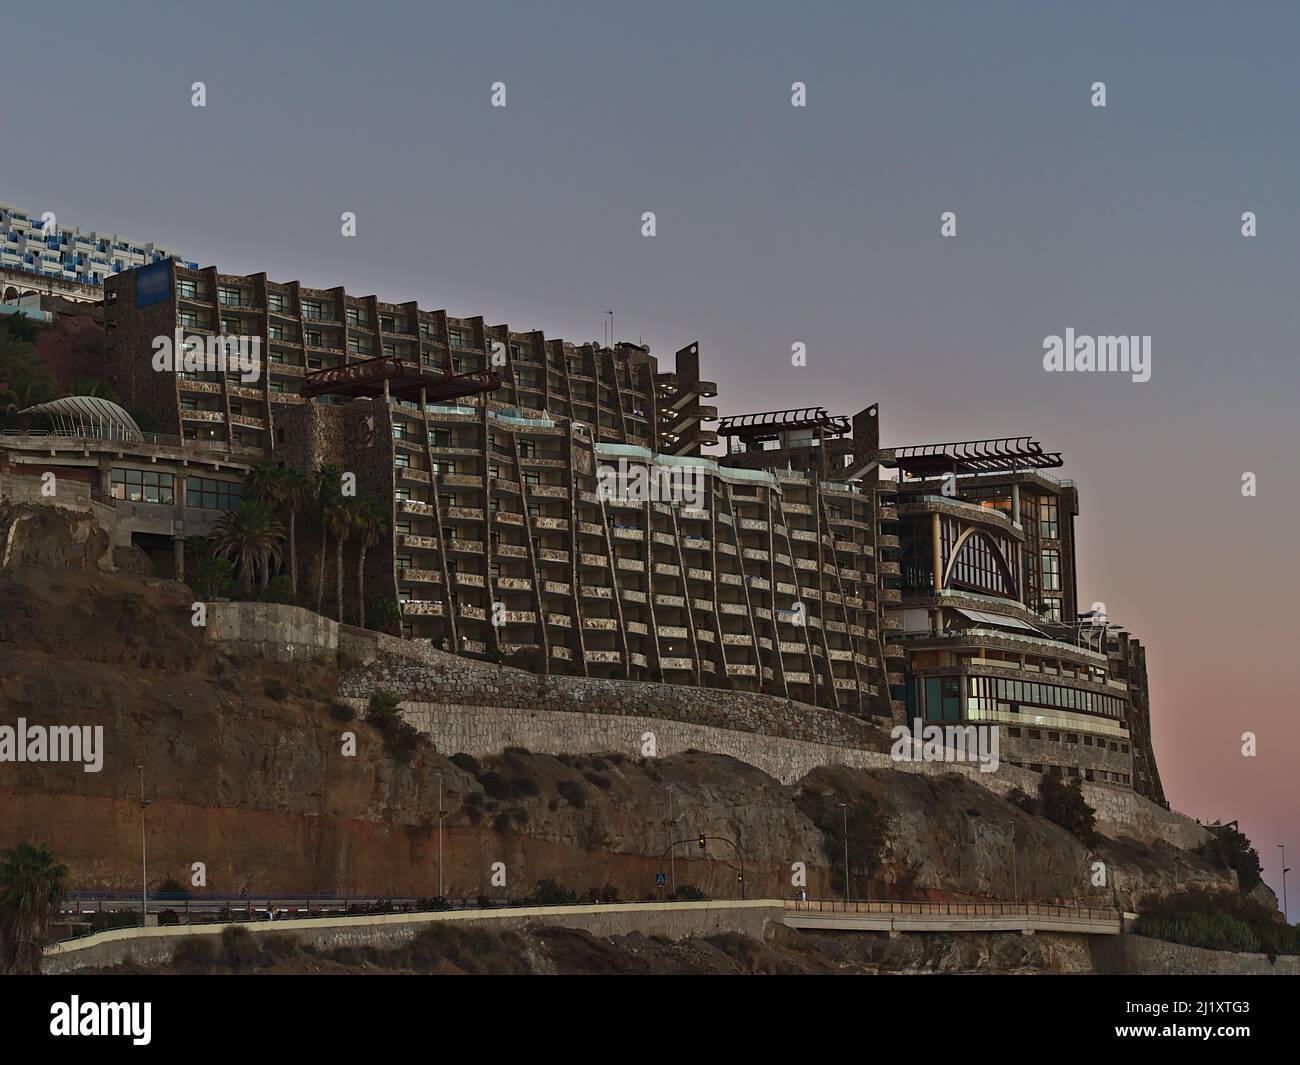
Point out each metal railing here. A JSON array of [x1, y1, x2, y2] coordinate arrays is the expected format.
[[785, 898, 1117, 921], [0, 427, 263, 457]]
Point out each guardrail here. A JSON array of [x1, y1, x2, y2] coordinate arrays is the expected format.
[[56, 893, 655, 940], [785, 898, 1118, 921], [0, 428, 262, 457]]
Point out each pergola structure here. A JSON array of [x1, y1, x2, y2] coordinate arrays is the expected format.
[[716, 406, 852, 445], [891, 437, 1063, 477], [302, 355, 501, 403]]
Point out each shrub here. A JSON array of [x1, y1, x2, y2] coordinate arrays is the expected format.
[[556, 779, 586, 808], [504, 746, 531, 756], [1036, 776, 1100, 847], [674, 885, 708, 901], [534, 879, 579, 906], [158, 877, 190, 899], [1135, 886, 1299, 955], [172, 936, 218, 969], [582, 771, 611, 790], [1199, 825, 1263, 894], [261, 934, 300, 961], [479, 772, 512, 800], [219, 926, 260, 969], [329, 700, 355, 722], [450, 752, 481, 776], [492, 812, 512, 833], [263, 678, 289, 701], [366, 690, 402, 723], [510, 777, 539, 797]]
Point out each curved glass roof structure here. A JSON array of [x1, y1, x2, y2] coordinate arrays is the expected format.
[[18, 396, 143, 440]]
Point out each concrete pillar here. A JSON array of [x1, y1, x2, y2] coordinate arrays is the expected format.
[[173, 537, 184, 581], [931, 511, 942, 591], [1010, 482, 1021, 525]]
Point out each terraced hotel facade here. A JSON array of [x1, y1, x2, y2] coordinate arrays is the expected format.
[[95, 259, 1163, 801]]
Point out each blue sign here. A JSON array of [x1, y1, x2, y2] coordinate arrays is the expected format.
[[655, 873, 667, 887], [135, 259, 173, 308]]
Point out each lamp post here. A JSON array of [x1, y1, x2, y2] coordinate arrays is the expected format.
[[838, 802, 851, 904], [436, 772, 444, 898], [667, 792, 677, 894], [135, 764, 152, 924], [1010, 821, 1018, 906], [1279, 844, 1290, 924]]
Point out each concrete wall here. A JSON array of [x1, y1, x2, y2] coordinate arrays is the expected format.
[[207, 601, 338, 662], [43, 899, 782, 974]]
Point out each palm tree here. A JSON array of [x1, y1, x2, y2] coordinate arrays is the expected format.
[[280, 466, 313, 598], [352, 497, 390, 629], [325, 495, 356, 623], [314, 464, 342, 615], [0, 841, 68, 975], [243, 461, 298, 593], [210, 500, 285, 595]]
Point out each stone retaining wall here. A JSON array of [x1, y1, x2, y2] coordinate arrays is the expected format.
[[341, 698, 1209, 851], [207, 601, 337, 662]]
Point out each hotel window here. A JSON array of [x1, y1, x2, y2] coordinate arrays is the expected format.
[[396, 555, 412, 570], [395, 521, 411, 536], [111, 468, 174, 504], [394, 454, 410, 469], [381, 316, 395, 332], [1040, 599, 1062, 622], [1041, 549, 1060, 591], [307, 331, 321, 347], [449, 328, 465, 348], [430, 429, 451, 448], [302, 300, 323, 320], [268, 293, 287, 312], [179, 310, 199, 328], [1039, 497, 1059, 539], [185, 476, 242, 511], [218, 286, 246, 307], [177, 278, 197, 299], [346, 307, 361, 326]]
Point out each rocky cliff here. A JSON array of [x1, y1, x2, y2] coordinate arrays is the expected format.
[[0, 558, 1252, 912]]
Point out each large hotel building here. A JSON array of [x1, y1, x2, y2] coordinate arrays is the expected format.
[[24, 258, 1164, 801]]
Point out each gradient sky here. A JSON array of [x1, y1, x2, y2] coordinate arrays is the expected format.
[[6, 1, 1297, 904]]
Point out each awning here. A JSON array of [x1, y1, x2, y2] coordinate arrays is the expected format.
[[954, 608, 1047, 636]]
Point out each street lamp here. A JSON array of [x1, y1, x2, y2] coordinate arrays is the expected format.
[[1279, 844, 1290, 924], [838, 802, 851, 904], [134, 764, 152, 924], [435, 772, 444, 899], [1009, 820, 1019, 906]]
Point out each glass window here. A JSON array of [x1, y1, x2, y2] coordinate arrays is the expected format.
[[185, 476, 242, 511]]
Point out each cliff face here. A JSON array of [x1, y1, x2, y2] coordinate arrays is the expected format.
[[0, 563, 1243, 910]]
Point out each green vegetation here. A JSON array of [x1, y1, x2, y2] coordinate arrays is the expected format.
[[1198, 824, 1263, 893], [1009, 776, 1100, 847], [532, 879, 577, 905], [1136, 887, 1299, 956], [210, 501, 285, 594], [794, 786, 887, 898], [0, 841, 68, 975]]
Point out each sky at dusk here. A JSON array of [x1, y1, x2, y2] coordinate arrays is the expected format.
[[6, 1, 1296, 903]]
